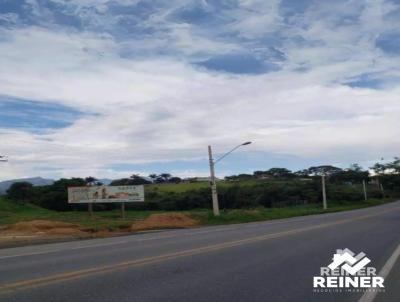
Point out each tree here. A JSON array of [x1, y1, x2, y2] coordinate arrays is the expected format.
[[169, 176, 182, 183], [149, 174, 158, 182], [265, 168, 294, 178], [330, 164, 369, 184], [111, 174, 151, 186], [225, 174, 254, 181], [160, 173, 171, 181], [386, 157, 400, 174], [370, 162, 386, 175], [253, 170, 268, 178], [85, 176, 98, 186], [348, 163, 363, 172], [7, 182, 33, 202], [150, 173, 173, 183], [294, 169, 310, 177], [38, 178, 87, 211], [307, 165, 342, 176]]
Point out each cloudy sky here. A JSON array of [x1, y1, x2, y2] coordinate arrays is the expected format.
[[0, 0, 399, 180]]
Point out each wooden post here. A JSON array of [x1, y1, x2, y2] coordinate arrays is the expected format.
[[121, 202, 125, 219]]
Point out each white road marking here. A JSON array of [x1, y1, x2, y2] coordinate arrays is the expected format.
[[0, 227, 238, 259], [358, 243, 400, 302]]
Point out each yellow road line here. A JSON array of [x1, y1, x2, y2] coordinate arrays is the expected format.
[[0, 207, 383, 260], [0, 206, 399, 295]]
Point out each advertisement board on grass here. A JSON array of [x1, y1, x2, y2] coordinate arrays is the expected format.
[[68, 185, 145, 203]]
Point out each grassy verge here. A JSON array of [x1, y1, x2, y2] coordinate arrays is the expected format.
[[145, 179, 263, 193], [191, 198, 394, 225], [0, 197, 394, 231], [0, 198, 159, 231]]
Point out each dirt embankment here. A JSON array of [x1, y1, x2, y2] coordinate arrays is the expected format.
[[5, 220, 88, 236], [130, 213, 199, 231], [0, 220, 89, 246], [0, 213, 200, 248]]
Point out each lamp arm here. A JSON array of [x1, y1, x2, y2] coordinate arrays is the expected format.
[[214, 144, 242, 164]]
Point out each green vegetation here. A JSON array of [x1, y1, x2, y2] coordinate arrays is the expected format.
[[1, 159, 399, 231], [192, 199, 392, 225], [0, 197, 394, 231], [146, 181, 209, 193], [0, 198, 157, 231]]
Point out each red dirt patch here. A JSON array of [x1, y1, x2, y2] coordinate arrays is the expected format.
[[0, 220, 91, 247], [130, 213, 199, 232], [45, 227, 88, 236], [6, 220, 80, 234]]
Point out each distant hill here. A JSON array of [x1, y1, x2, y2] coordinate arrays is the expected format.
[[98, 179, 113, 185], [0, 177, 54, 194]]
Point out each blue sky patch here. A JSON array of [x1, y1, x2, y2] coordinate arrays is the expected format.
[[280, 0, 314, 17], [197, 53, 280, 74], [376, 31, 400, 55], [0, 97, 84, 131], [169, 3, 218, 25], [344, 74, 384, 89]]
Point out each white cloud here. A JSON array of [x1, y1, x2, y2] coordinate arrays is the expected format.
[[1, 1, 400, 180], [229, 0, 283, 39]]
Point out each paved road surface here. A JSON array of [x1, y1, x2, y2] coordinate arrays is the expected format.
[[0, 201, 399, 302]]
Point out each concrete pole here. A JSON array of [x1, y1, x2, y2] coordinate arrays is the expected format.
[[322, 175, 327, 210], [208, 145, 220, 216], [88, 203, 94, 219], [362, 180, 368, 201], [380, 183, 385, 197], [121, 202, 126, 219]]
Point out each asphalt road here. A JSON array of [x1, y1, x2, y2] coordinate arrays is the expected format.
[[0, 201, 399, 302]]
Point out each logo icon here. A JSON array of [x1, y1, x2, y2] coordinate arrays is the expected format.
[[328, 248, 371, 275], [313, 248, 385, 293]]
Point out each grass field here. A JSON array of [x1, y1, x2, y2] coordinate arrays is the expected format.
[[0, 197, 393, 231], [145, 181, 209, 193], [191, 198, 391, 225], [0, 198, 158, 231], [145, 179, 268, 193]]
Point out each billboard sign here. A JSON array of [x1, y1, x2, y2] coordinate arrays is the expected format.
[[68, 185, 145, 204]]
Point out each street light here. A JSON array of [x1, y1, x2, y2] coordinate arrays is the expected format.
[[0, 155, 7, 162], [208, 142, 252, 216]]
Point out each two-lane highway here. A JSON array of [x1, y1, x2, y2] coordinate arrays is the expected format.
[[0, 201, 399, 302]]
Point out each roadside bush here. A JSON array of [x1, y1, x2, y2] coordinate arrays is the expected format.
[[6, 182, 34, 203], [6, 176, 392, 212], [32, 178, 86, 211], [326, 185, 364, 203]]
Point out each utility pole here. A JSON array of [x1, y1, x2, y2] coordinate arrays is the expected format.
[[208, 145, 220, 216], [380, 183, 385, 197], [121, 202, 126, 219], [88, 203, 94, 219], [322, 174, 327, 210], [207, 142, 252, 217], [362, 179, 368, 201]]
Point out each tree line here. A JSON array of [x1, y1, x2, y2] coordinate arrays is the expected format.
[[4, 159, 400, 211]]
